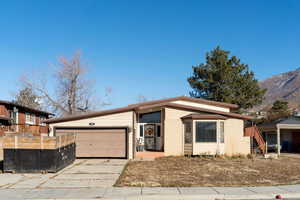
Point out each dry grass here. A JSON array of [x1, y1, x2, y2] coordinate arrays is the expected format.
[[116, 156, 300, 187]]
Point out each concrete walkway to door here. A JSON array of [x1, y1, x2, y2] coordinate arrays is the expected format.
[[0, 159, 127, 189]]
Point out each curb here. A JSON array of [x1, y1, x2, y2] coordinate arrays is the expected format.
[[32, 193, 300, 200]]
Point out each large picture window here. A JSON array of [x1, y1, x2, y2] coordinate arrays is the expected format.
[[196, 122, 217, 143]]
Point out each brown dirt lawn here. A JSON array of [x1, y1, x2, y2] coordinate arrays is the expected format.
[[116, 156, 300, 187]]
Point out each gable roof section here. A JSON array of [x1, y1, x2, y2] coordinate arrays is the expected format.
[[128, 96, 238, 109], [137, 103, 252, 120], [259, 116, 300, 131], [278, 116, 300, 125], [45, 98, 250, 124], [44, 106, 135, 123]]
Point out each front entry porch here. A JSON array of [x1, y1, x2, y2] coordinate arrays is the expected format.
[[136, 123, 164, 155], [135, 111, 164, 159]]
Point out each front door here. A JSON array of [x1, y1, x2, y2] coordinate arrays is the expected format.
[[144, 124, 156, 150]]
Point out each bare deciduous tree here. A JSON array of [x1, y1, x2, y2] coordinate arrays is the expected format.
[[13, 87, 41, 110], [21, 52, 111, 116]]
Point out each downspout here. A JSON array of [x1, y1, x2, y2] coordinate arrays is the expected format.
[[162, 108, 165, 153], [132, 110, 136, 159], [217, 120, 222, 155]]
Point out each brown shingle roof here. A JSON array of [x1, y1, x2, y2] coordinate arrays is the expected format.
[[44, 106, 134, 123], [45, 97, 250, 124], [137, 103, 252, 120], [0, 100, 53, 116], [129, 96, 238, 109]]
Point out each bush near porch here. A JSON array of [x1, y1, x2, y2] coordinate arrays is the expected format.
[[116, 155, 300, 187]]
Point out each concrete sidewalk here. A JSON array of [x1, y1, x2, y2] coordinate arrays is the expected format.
[[1, 185, 300, 199], [0, 159, 127, 189], [0, 159, 299, 199]]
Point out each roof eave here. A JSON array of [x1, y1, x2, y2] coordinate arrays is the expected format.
[[45, 97, 245, 124], [45, 106, 135, 124], [181, 114, 228, 120], [137, 102, 251, 120], [0, 100, 53, 116], [129, 96, 239, 109]]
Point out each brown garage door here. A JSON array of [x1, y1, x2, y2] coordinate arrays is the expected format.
[[55, 128, 127, 158]]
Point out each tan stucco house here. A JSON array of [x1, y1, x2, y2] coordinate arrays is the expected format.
[[45, 96, 252, 159]]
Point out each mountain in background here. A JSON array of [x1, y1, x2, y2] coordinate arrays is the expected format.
[[254, 68, 300, 112]]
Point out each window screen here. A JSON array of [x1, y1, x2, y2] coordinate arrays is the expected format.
[[184, 122, 192, 144], [196, 122, 217, 143]]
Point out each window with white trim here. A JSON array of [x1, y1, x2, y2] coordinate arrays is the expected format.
[[39, 116, 46, 126], [25, 113, 36, 125], [25, 113, 30, 123], [195, 121, 225, 143], [10, 110, 18, 124], [196, 122, 217, 143]]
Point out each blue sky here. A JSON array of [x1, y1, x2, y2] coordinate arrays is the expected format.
[[1, 0, 300, 109]]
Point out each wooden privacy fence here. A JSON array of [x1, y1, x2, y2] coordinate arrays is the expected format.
[[3, 134, 76, 173], [3, 134, 76, 150]]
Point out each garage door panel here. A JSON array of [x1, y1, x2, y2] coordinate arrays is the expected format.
[[56, 129, 125, 134], [55, 128, 127, 158]]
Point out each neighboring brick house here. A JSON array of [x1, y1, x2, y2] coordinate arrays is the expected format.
[[0, 101, 53, 136]]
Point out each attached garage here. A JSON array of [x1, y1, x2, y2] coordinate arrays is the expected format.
[[46, 109, 134, 159], [55, 127, 128, 158]]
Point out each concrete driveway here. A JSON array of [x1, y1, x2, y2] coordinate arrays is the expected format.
[[0, 159, 127, 189]]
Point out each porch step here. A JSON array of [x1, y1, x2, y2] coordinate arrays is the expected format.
[[134, 157, 155, 161], [136, 152, 165, 159]]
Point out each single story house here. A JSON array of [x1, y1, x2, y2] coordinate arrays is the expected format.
[[45, 96, 252, 159], [259, 116, 300, 155], [0, 100, 53, 136]]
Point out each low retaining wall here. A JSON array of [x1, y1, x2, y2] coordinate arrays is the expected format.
[[3, 134, 76, 173]]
